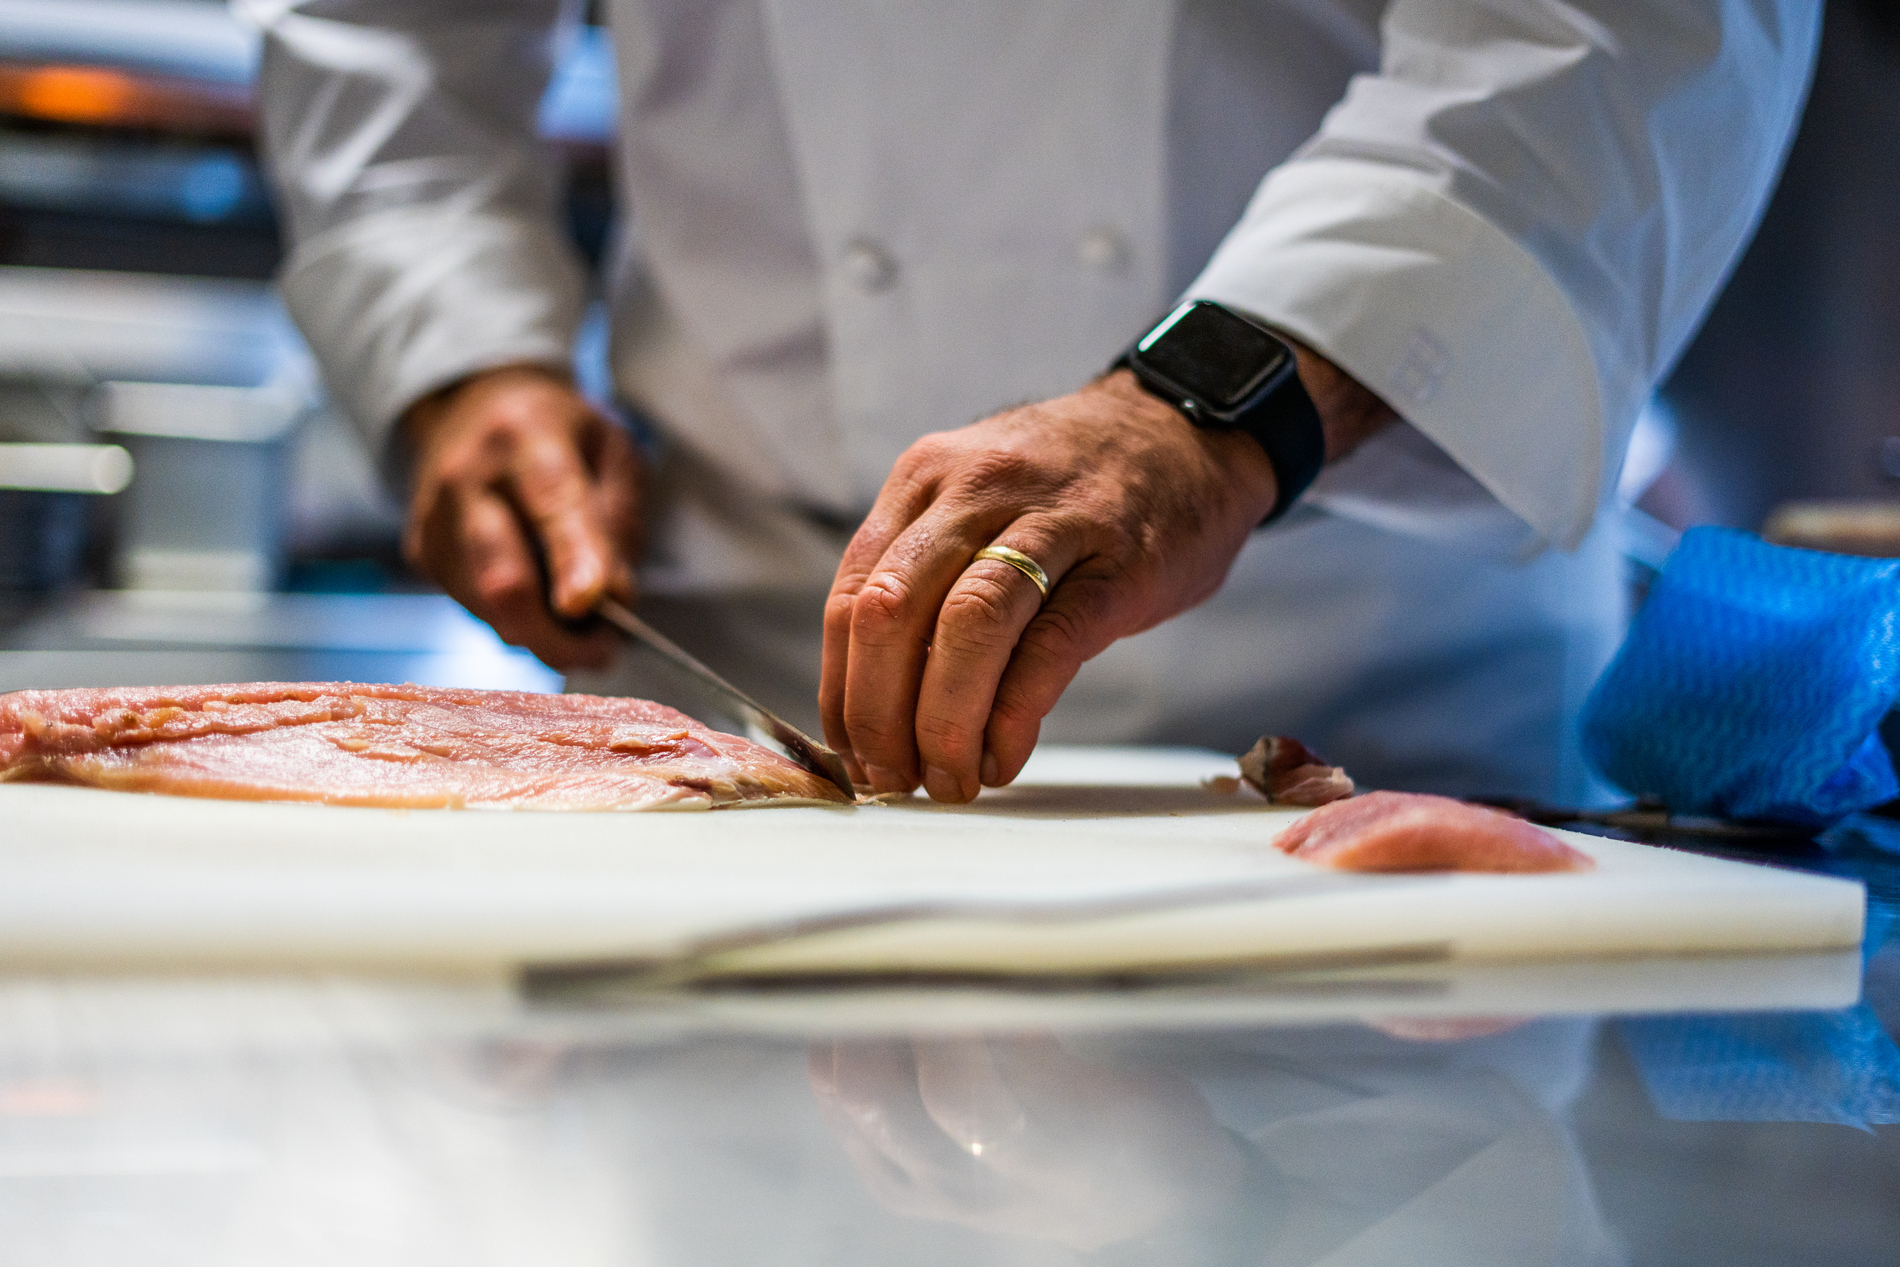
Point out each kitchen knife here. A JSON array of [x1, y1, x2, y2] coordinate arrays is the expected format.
[[1476, 796, 1816, 844], [595, 597, 857, 800]]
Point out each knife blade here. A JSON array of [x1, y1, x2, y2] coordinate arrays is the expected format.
[[595, 597, 857, 800]]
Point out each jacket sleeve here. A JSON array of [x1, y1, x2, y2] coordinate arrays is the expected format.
[[239, 0, 588, 457], [1185, 0, 1821, 551]]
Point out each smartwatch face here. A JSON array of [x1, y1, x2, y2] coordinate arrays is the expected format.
[[1136, 301, 1293, 410]]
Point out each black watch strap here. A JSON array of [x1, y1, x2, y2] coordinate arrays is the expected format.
[[1114, 302, 1327, 525], [1230, 371, 1323, 525]]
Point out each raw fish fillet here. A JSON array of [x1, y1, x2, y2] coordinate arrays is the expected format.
[[1272, 791, 1593, 873], [0, 682, 850, 810]]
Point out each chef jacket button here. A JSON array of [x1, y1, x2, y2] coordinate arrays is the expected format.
[[841, 239, 898, 293], [1076, 226, 1128, 272]]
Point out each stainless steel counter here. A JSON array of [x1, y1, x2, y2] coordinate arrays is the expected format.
[[0, 818, 1892, 1264], [0, 599, 1894, 1263], [0, 960, 1892, 1262]]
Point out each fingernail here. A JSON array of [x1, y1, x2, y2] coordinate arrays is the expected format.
[[980, 751, 999, 786], [923, 765, 961, 802]]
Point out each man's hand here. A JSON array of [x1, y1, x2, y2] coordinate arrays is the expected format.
[[402, 365, 643, 670], [821, 346, 1392, 802], [808, 1035, 1244, 1251]]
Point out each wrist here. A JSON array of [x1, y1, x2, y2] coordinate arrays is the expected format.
[[1093, 367, 1280, 522], [1113, 301, 1397, 523], [1113, 301, 1320, 522], [401, 363, 579, 449], [1279, 336, 1396, 465], [1094, 365, 1194, 430]]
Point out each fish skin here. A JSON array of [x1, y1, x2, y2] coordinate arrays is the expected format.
[[1238, 736, 1355, 806], [1272, 790, 1594, 873], [0, 682, 850, 810]]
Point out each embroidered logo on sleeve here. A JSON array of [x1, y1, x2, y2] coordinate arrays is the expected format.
[[1389, 329, 1451, 406]]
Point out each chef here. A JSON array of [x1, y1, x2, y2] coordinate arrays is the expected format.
[[245, 1, 1817, 804]]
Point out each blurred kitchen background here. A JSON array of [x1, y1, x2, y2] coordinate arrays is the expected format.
[[0, 0, 1895, 694], [0, 0, 617, 691]]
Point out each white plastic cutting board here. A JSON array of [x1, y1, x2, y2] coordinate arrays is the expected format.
[[0, 746, 1864, 974]]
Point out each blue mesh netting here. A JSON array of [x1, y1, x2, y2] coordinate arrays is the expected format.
[[1622, 1006, 1900, 1129], [1618, 907, 1900, 1132], [1580, 527, 1900, 827], [1620, 909, 1900, 1129]]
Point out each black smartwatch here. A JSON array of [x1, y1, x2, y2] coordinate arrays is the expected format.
[[1114, 300, 1325, 524]]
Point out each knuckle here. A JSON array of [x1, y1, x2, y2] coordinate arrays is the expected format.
[[915, 712, 982, 755], [829, 570, 871, 599], [935, 581, 1021, 647], [473, 422, 521, 463], [473, 568, 531, 611], [899, 431, 954, 469], [851, 574, 912, 633], [987, 686, 1044, 732], [959, 447, 1036, 493], [518, 446, 586, 496], [432, 448, 487, 488], [489, 389, 556, 431], [840, 714, 911, 754], [1089, 519, 1142, 561], [1025, 601, 1091, 659], [1041, 508, 1099, 544], [823, 590, 860, 630]]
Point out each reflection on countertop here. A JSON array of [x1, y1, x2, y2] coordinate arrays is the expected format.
[[0, 954, 1895, 1266], [0, 828, 1894, 1267]]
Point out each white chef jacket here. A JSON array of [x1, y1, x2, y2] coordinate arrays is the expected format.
[[241, 0, 1819, 802]]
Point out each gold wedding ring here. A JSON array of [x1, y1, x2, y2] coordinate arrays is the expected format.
[[972, 544, 1051, 601]]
